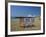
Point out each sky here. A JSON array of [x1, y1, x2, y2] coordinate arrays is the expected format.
[[11, 5, 41, 17]]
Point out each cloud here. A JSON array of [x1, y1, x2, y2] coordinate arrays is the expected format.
[[27, 14, 35, 17]]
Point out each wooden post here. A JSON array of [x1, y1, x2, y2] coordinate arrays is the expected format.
[[19, 17, 24, 30]]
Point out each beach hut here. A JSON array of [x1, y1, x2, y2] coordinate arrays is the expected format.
[[19, 15, 35, 30]]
